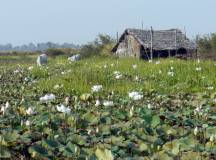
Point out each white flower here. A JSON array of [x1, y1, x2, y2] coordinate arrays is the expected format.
[[129, 109, 134, 117], [25, 120, 31, 126], [148, 60, 152, 63], [54, 135, 59, 139], [26, 107, 36, 115], [167, 71, 174, 77], [14, 70, 19, 73], [155, 61, 160, 65], [159, 70, 162, 74], [147, 104, 153, 109], [196, 67, 202, 71], [210, 135, 215, 142], [56, 104, 71, 114], [132, 64, 137, 69], [129, 92, 143, 100], [135, 75, 140, 81], [104, 65, 107, 68], [28, 66, 34, 70], [194, 127, 199, 136], [1, 102, 10, 115], [115, 74, 122, 80], [91, 85, 103, 93], [96, 127, 99, 133], [103, 101, 114, 107], [87, 129, 92, 135], [61, 71, 65, 75], [197, 58, 200, 63], [170, 66, 174, 70], [113, 71, 120, 75], [110, 63, 114, 67], [194, 106, 202, 115], [65, 97, 70, 105], [95, 99, 101, 107], [40, 94, 55, 103], [207, 86, 214, 90]]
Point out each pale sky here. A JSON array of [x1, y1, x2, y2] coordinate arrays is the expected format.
[[0, 0, 215, 45]]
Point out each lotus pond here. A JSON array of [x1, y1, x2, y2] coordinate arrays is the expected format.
[[0, 56, 216, 159]]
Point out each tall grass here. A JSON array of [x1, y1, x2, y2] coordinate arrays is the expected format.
[[26, 56, 216, 96]]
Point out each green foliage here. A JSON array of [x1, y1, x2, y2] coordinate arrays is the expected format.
[[79, 34, 115, 57], [0, 55, 216, 159], [196, 33, 216, 55]]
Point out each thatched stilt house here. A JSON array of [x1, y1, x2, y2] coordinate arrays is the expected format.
[[112, 28, 197, 60]]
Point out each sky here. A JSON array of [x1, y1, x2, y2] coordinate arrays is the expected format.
[[0, 0, 215, 45]]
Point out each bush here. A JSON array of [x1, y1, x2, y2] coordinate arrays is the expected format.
[[196, 33, 216, 55], [79, 34, 115, 57]]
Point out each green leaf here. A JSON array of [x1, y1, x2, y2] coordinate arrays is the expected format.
[[139, 143, 148, 152], [83, 112, 99, 125], [151, 115, 161, 128], [28, 144, 49, 158], [0, 145, 11, 158], [95, 148, 114, 160]]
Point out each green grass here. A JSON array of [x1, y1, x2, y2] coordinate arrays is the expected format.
[[25, 56, 216, 96]]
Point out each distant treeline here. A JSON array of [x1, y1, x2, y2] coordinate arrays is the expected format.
[[196, 33, 216, 55], [0, 42, 80, 52]]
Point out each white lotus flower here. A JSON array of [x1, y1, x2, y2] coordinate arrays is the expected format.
[[56, 104, 71, 114], [26, 107, 36, 115], [1, 101, 10, 115], [25, 120, 31, 126], [95, 99, 101, 107], [207, 86, 214, 90], [167, 71, 174, 77], [197, 58, 200, 63], [210, 135, 215, 142], [129, 109, 134, 117], [91, 85, 103, 93], [103, 101, 114, 107], [147, 104, 153, 109], [115, 74, 122, 80], [87, 129, 92, 135], [96, 127, 99, 133], [40, 94, 55, 103], [132, 64, 137, 69], [14, 70, 19, 73], [194, 127, 199, 136], [129, 92, 143, 100], [28, 66, 34, 70], [65, 97, 70, 105], [196, 67, 202, 71], [194, 106, 202, 114], [113, 71, 120, 75], [135, 75, 140, 81], [155, 61, 160, 65]]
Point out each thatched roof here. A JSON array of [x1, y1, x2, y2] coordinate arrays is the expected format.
[[113, 28, 196, 51]]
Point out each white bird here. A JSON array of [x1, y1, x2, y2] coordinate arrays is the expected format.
[[129, 92, 143, 100]]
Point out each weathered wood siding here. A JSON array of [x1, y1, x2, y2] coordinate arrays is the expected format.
[[115, 35, 141, 58]]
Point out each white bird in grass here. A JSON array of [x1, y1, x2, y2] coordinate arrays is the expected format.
[[1, 102, 10, 115]]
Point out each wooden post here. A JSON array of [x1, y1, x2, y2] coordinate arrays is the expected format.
[[150, 26, 153, 60], [116, 32, 119, 43], [175, 29, 177, 55], [168, 50, 171, 57]]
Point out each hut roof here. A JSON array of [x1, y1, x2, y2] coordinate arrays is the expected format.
[[113, 28, 196, 51]]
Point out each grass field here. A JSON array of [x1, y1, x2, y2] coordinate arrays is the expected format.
[[0, 55, 216, 159]]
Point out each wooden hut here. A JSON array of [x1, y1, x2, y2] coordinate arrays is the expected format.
[[112, 28, 197, 60]]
